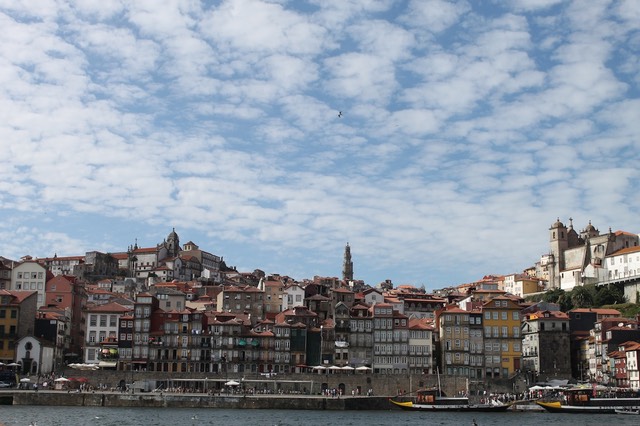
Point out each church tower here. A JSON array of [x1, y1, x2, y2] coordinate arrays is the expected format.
[[548, 218, 568, 289], [167, 228, 180, 258], [342, 243, 354, 282]]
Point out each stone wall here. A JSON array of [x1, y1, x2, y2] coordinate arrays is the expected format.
[[58, 369, 522, 397], [10, 392, 389, 410]]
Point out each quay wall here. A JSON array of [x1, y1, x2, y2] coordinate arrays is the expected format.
[[54, 370, 525, 397], [9, 391, 389, 410]]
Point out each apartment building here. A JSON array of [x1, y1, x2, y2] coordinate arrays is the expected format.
[[10, 260, 48, 308], [348, 303, 373, 368], [521, 310, 571, 382], [438, 306, 471, 377], [481, 296, 522, 378], [84, 302, 132, 367], [371, 303, 408, 374], [0, 290, 37, 365], [407, 317, 433, 374]]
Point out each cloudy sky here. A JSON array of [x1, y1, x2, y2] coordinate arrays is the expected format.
[[0, 0, 639, 290]]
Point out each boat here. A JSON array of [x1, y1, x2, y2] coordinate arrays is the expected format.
[[615, 408, 639, 415], [536, 385, 640, 414], [389, 387, 512, 412]]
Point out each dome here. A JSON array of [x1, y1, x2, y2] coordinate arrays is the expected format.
[[551, 218, 564, 229], [168, 227, 178, 239]]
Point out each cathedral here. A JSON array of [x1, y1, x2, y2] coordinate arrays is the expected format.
[[542, 218, 639, 290]]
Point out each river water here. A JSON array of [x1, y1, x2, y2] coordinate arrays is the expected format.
[[1, 407, 640, 426]]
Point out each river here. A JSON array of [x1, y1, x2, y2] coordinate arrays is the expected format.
[[1, 406, 639, 426]]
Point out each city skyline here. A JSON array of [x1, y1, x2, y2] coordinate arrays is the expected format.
[[0, 1, 639, 290]]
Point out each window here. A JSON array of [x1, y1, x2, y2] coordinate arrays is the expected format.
[[90, 315, 97, 327], [99, 315, 107, 327], [501, 312, 507, 320], [512, 311, 519, 321], [484, 311, 490, 319], [492, 312, 498, 320]]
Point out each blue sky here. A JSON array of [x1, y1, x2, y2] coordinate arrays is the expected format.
[[0, 0, 639, 290]]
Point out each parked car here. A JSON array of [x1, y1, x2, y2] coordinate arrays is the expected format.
[[0, 381, 14, 388]]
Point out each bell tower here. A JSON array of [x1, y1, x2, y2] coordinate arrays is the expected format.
[[342, 243, 354, 282]]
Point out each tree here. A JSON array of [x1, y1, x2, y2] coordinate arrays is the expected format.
[[541, 288, 573, 311], [595, 285, 625, 306], [542, 288, 565, 304], [570, 285, 594, 308]]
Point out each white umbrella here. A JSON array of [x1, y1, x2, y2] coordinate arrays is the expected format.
[[356, 366, 371, 371], [7, 362, 20, 367], [20, 378, 31, 383], [312, 365, 326, 370], [328, 365, 342, 370], [225, 380, 240, 386], [54, 377, 70, 382], [341, 366, 355, 371]]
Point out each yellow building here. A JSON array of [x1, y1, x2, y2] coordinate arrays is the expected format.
[[481, 296, 522, 378], [0, 290, 38, 364]]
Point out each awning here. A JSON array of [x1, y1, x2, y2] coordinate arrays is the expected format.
[[238, 339, 247, 346]]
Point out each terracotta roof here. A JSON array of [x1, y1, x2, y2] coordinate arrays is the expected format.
[[0, 289, 37, 303], [611, 245, 640, 256], [86, 302, 132, 313], [570, 308, 621, 315]]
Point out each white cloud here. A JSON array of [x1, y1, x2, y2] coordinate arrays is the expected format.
[[0, 0, 638, 288]]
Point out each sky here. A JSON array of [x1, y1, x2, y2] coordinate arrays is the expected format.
[[0, 0, 639, 291]]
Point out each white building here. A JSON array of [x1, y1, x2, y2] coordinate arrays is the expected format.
[[15, 336, 55, 375], [604, 245, 640, 303], [283, 283, 305, 311], [626, 342, 640, 389], [408, 318, 433, 374], [84, 302, 132, 365], [10, 260, 47, 308]]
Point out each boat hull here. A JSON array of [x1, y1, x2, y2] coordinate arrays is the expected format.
[[537, 400, 640, 414], [389, 399, 511, 412]]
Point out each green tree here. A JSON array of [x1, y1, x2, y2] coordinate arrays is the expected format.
[[570, 285, 594, 308], [541, 288, 573, 311], [542, 288, 565, 304], [595, 285, 625, 306]]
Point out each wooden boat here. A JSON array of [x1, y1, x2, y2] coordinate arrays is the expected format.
[[389, 388, 512, 412], [536, 386, 640, 414]]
